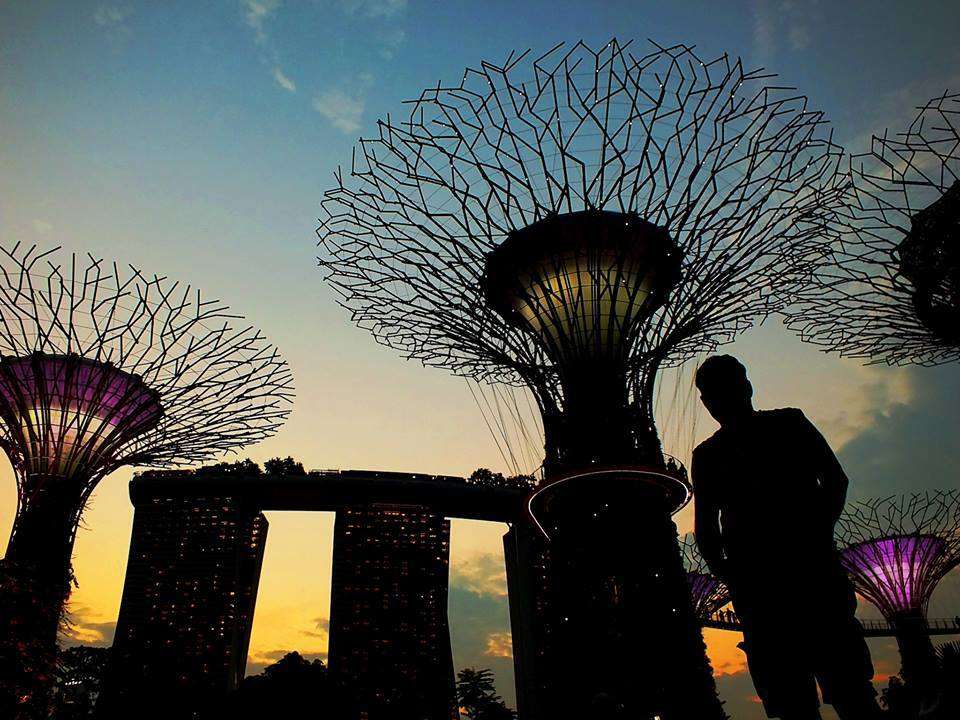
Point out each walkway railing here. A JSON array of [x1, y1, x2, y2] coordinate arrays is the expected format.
[[702, 611, 960, 637]]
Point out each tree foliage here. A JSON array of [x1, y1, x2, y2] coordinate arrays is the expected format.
[[456, 668, 516, 720], [223, 652, 357, 719], [264, 456, 306, 476]]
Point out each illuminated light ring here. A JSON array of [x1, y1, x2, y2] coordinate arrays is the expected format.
[[527, 465, 692, 540]]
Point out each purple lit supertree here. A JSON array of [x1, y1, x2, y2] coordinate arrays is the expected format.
[[0, 243, 294, 713], [680, 533, 730, 621], [836, 492, 960, 690], [318, 38, 845, 719], [785, 92, 960, 364]]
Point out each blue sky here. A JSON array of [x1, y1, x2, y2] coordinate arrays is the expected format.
[[2, 2, 960, 717]]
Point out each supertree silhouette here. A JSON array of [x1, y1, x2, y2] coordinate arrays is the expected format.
[[0, 243, 293, 713], [836, 491, 960, 693], [680, 533, 730, 621], [318, 38, 844, 718], [785, 92, 960, 364]]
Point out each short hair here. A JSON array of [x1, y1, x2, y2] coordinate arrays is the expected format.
[[695, 355, 748, 392]]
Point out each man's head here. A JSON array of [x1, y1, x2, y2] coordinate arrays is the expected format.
[[695, 355, 754, 426]]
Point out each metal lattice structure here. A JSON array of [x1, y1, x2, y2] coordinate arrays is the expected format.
[[0, 242, 293, 710], [318, 38, 845, 432], [785, 92, 960, 365], [837, 491, 960, 619], [318, 38, 846, 720], [680, 533, 730, 620], [0, 243, 294, 529]]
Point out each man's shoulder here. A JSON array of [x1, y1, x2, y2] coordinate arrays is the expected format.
[[692, 408, 808, 456], [758, 407, 809, 427], [692, 429, 723, 457]]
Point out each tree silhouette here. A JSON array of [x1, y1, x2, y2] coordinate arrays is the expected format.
[[467, 468, 537, 492], [264, 456, 306, 476], [52, 646, 110, 719], [223, 652, 357, 719], [194, 458, 262, 477], [456, 668, 516, 720]]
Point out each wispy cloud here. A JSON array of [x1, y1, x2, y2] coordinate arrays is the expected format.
[[61, 603, 116, 647], [240, 0, 297, 94], [483, 631, 513, 659], [92, 4, 133, 41], [241, 0, 279, 45], [312, 90, 365, 134], [272, 66, 297, 93], [450, 552, 508, 598], [32, 219, 53, 235], [312, 73, 374, 134], [340, 0, 407, 19], [300, 616, 329, 638], [93, 4, 132, 29], [378, 26, 407, 60], [751, 0, 818, 61]]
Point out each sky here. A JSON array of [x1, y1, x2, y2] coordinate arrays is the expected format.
[[1, 1, 959, 717]]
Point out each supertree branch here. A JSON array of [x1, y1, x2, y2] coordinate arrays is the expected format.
[[836, 491, 960, 617], [0, 242, 295, 482], [318, 39, 846, 413], [784, 92, 960, 365], [680, 533, 730, 620]]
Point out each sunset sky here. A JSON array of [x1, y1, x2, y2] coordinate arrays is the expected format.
[[2, 2, 960, 718]]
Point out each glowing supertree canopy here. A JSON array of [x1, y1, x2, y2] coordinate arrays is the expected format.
[[680, 533, 730, 620], [318, 38, 845, 720], [837, 492, 960, 690], [841, 535, 947, 618], [785, 92, 960, 364], [0, 243, 293, 710], [0, 354, 163, 479], [837, 492, 960, 619]]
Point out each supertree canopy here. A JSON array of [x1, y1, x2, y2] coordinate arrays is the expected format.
[[680, 533, 730, 621], [0, 243, 293, 711], [785, 92, 960, 364], [837, 492, 960, 689], [318, 39, 845, 719]]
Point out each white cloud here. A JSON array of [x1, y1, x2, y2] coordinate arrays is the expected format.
[[379, 26, 407, 60], [340, 0, 407, 19], [93, 4, 132, 28], [484, 631, 513, 659], [241, 0, 280, 45], [751, 0, 776, 61], [272, 66, 296, 93], [450, 552, 508, 598], [32, 219, 53, 235], [93, 4, 133, 41], [313, 88, 366, 134]]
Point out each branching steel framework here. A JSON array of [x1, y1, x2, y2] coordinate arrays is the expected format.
[[0, 242, 293, 712], [318, 38, 845, 419], [318, 38, 847, 720], [785, 92, 960, 365], [837, 491, 960, 619], [837, 491, 960, 690], [680, 533, 730, 620]]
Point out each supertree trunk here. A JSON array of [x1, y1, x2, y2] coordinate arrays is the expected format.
[[1, 476, 86, 716], [891, 611, 938, 697], [542, 491, 723, 718]]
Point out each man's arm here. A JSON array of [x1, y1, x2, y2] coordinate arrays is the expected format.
[[691, 447, 728, 578], [796, 410, 849, 525]]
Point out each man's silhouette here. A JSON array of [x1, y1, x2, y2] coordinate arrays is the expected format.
[[691, 355, 882, 720]]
